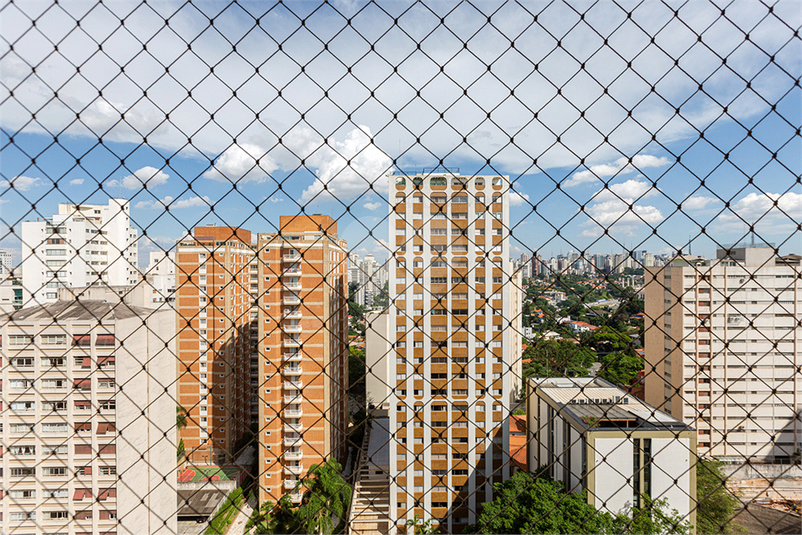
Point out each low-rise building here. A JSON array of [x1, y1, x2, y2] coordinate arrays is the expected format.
[[526, 377, 696, 524]]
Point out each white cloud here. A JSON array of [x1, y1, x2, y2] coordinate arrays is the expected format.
[[135, 195, 211, 210], [1, 175, 42, 191], [718, 192, 802, 228], [363, 202, 382, 211], [509, 191, 530, 207], [683, 196, 719, 210], [0, 2, 792, 179], [566, 155, 671, 187], [299, 126, 393, 203], [116, 166, 169, 189], [269, 197, 284, 203], [581, 179, 664, 237], [204, 143, 278, 183], [68, 178, 84, 186]]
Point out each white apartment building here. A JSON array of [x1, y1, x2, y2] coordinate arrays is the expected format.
[[144, 250, 176, 306], [527, 377, 696, 523], [0, 250, 13, 274], [645, 245, 802, 462], [0, 300, 177, 535], [21, 200, 139, 306], [381, 171, 522, 532]]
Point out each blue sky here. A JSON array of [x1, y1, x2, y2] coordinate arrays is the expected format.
[[1, 0, 800, 267]]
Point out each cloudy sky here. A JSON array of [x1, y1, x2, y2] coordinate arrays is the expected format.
[[1, 0, 800, 266]]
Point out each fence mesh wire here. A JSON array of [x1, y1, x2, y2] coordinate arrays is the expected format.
[[0, 0, 800, 534]]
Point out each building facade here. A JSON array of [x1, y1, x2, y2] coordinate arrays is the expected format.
[[256, 215, 349, 504], [644, 245, 801, 461], [176, 226, 255, 465], [527, 377, 696, 523], [0, 300, 176, 535], [145, 251, 177, 307], [385, 172, 522, 532], [21, 200, 139, 306]]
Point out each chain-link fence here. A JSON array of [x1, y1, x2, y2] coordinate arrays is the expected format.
[[1, 1, 800, 534]]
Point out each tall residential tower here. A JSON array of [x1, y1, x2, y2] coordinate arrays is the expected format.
[[384, 172, 522, 532], [256, 215, 349, 504], [644, 245, 801, 461]]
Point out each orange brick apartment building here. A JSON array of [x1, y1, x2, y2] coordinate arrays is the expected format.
[[176, 226, 255, 465], [256, 215, 349, 504]]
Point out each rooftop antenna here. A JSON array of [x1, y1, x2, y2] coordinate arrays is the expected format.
[[688, 235, 692, 256]]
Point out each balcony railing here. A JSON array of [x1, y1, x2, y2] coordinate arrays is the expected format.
[[283, 310, 302, 319], [283, 324, 302, 333], [283, 267, 302, 275], [283, 254, 301, 262], [283, 338, 302, 347], [283, 294, 301, 305], [284, 394, 302, 404], [283, 479, 301, 489], [284, 450, 303, 460], [284, 380, 303, 390], [284, 436, 303, 446], [284, 464, 304, 475], [283, 352, 302, 362], [284, 366, 302, 375], [284, 408, 303, 418], [284, 422, 303, 433]]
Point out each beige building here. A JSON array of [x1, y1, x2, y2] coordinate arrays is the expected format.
[[527, 377, 696, 524], [645, 245, 801, 461], [0, 300, 177, 535], [380, 172, 522, 532], [256, 215, 349, 504], [176, 226, 256, 465]]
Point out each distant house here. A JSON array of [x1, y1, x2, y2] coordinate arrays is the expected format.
[[526, 377, 696, 521], [566, 320, 599, 334]]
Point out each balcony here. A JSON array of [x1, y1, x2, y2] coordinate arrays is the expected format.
[[284, 479, 301, 490], [288, 491, 303, 503], [283, 337, 302, 347], [285, 282, 302, 291], [284, 366, 303, 375], [284, 450, 303, 460], [283, 309, 302, 319], [284, 422, 304, 433], [284, 464, 304, 475], [283, 254, 301, 262], [283, 352, 302, 362], [283, 266, 302, 275], [283, 294, 301, 305], [284, 394, 302, 404], [284, 380, 303, 390], [284, 436, 303, 446], [283, 324, 302, 333], [284, 408, 303, 418]]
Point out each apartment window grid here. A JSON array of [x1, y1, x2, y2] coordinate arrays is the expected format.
[[0, 1, 800, 535]]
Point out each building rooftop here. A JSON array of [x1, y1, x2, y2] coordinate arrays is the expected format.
[[531, 376, 691, 432], [5, 299, 156, 322]]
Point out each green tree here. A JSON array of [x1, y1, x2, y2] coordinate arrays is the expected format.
[[406, 514, 440, 534], [348, 347, 366, 400], [614, 496, 690, 535], [597, 351, 644, 386], [295, 459, 351, 535], [464, 471, 617, 534], [522, 339, 596, 378], [176, 406, 188, 462], [466, 471, 692, 535], [696, 458, 743, 534]]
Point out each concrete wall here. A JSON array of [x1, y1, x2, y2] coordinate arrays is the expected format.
[[116, 308, 177, 534], [365, 312, 391, 408]]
